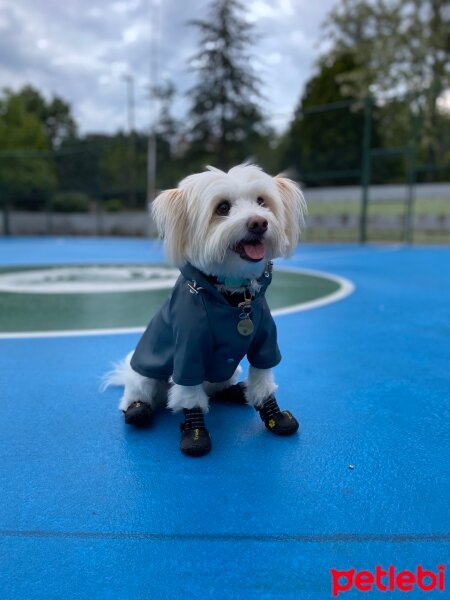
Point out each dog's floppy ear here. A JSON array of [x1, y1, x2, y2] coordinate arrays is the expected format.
[[274, 176, 307, 255], [151, 188, 188, 265]]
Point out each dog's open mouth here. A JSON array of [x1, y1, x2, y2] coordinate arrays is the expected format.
[[232, 239, 266, 262]]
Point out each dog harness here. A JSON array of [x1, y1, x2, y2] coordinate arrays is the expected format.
[[130, 262, 281, 386]]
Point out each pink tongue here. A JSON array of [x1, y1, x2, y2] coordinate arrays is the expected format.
[[243, 241, 265, 260]]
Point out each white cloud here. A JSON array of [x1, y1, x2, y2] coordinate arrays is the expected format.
[[0, 0, 338, 134], [87, 7, 102, 19], [279, 0, 295, 16], [112, 0, 142, 15], [249, 1, 279, 20], [36, 38, 49, 50], [122, 22, 149, 44], [289, 30, 311, 50], [266, 52, 283, 66]]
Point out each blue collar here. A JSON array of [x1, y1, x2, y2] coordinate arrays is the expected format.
[[179, 262, 273, 301], [215, 276, 251, 288]]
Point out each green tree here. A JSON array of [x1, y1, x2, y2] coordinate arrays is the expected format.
[[0, 91, 56, 209], [281, 54, 385, 185], [185, 0, 268, 170], [0, 86, 78, 210], [56, 130, 176, 209], [324, 0, 450, 168], [15, 85, 77, 149]]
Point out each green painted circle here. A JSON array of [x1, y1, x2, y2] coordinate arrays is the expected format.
[[0, 265, 340, 333]]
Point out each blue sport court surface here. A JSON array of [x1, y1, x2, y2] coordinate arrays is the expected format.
[[0, 237, 449, 599]]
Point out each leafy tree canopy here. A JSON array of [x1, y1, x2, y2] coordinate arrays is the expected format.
[[0, 91, 56, 203], [281, 54, 373, 184], [324, 0, 450, 100], [12, 85, 77, 149], [323, 0, 450, 165]]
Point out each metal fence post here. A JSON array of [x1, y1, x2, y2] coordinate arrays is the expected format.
[[403, 148, 416, 243], [2, 194, 11, 236], [404, 109, 421, 244], [95, 197, 104, 236], [45, 195, 52, 235], [360, 97, 373, 243]]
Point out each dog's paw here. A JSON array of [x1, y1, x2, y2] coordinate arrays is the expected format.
[[124, 401, 154, 428], [180, 424, 212, 457], [263, 410, 300, 436], [257, 396, 300, 436]]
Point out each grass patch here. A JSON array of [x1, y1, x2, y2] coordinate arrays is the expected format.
[[306, 198, 450, 217], [303, 228, 450, 244]]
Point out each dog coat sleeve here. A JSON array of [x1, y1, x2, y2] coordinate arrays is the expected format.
[[247, 298, 282, 370], [170, 283, 214, 386], [130, 274, 214, 384]]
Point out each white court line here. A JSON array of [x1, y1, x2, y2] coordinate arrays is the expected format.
[[0, 266, 179, 294], [272, 268, 354, 317], [0, 326, 147, 340], [0, 267, 355, 340]]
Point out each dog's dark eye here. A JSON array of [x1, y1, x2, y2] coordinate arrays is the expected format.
[[216, 201, 231, 216], [257, 197, 265, 206]]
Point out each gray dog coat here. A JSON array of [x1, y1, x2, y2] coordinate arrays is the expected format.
[[130, 262, 281, 386]]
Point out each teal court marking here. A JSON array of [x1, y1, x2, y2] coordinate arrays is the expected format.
[[0, 264, 353, 337]]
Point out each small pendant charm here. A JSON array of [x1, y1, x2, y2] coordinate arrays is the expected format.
[[237, 318, 254, 336], [264, 260, 273, 278]]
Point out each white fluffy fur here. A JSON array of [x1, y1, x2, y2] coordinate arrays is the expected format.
[[101, 351, 168, 411], [104, 164, 305, 413], [152, 164, 306, 279], [103, 359, 243, 413], [245, 365, 279, 407], [168, 384, 210, 413], [202, 365, 242, 397]]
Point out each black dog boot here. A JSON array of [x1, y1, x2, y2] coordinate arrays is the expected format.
[[256, 396, 299, 436], [180, 408, 212, 457], [124, 401, 154, 428], [212, 382, 247, 405]]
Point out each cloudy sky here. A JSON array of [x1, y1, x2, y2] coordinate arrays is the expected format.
[[0, 0, 337, 135]]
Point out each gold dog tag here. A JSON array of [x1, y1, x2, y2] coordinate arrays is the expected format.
[[237, 318, 254, 336]]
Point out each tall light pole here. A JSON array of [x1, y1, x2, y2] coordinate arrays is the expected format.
[[123, 74, 135, 132], [123, 74, 136, 206], [147, 0, 159, 206]]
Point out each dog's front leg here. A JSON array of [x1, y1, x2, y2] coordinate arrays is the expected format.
[[246, 366, 299, 436], [168, 384, 212, 457], [245, 366, 278, 408]]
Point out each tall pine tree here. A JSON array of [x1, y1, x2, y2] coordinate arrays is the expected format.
[[185, 0, 267, 170]]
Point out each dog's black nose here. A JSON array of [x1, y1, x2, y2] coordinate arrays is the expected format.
[[247, 217, 268, 235]]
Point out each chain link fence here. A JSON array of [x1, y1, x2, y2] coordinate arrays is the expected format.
[[0, 139, 155, 236], [1, 90, 449, 242], [292, 91, 450, 243]]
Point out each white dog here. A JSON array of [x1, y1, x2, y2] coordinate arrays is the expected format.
[[103, 164, 306, 456]]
